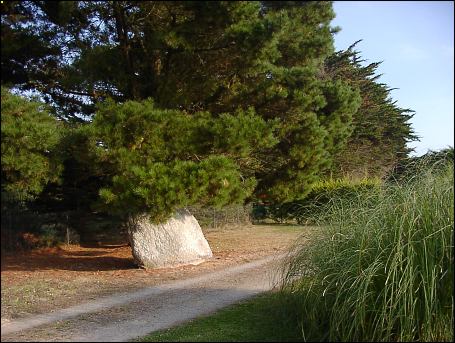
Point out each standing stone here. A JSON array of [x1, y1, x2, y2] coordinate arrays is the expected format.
[[126, 208, 213, 269]]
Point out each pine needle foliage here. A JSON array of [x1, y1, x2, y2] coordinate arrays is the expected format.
[[1, 87, 63, 201], [2, 1, 362, 209], [92, 99, 276, 223]]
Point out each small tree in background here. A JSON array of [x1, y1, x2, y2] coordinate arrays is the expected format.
[[1, 87, 63, 201], [1, 87, 65, 250]]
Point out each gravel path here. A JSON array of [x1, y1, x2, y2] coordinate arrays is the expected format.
[[1, 253, 286, 342]]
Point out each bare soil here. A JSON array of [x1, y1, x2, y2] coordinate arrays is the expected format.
[[1, 224, 308, 325]]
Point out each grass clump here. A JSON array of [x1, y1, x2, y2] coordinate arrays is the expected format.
[[281, 160, 454, 342]]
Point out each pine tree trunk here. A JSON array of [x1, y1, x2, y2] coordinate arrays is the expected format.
[[126, 208, 213, 269]]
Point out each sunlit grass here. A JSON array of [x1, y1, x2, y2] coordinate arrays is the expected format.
[[135, 292, 304, 342], [280, 160, 454, 341]]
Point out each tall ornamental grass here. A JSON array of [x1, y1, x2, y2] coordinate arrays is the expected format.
[[281, 160, 454, 342]]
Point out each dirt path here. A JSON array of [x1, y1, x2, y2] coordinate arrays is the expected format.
[[1, 253, 287, 342], [2, 225, 306, 322]]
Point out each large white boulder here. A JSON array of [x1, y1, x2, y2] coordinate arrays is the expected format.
[[126, 208, 213, 269]]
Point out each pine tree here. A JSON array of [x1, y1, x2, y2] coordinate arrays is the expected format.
[[2, 1, 362, 212], [3, 2, 392, 267], [1, 87, 63, 201], [1, 2, 424, 269], [91, 99, 276, 223]]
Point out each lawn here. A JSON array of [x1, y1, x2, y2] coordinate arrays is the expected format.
[[135, 291, 304, 342]]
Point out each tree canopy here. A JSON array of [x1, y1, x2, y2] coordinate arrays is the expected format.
[[92, 99, 276, 222], [324, 41, 418, 179], [1, 1, 416, 223]]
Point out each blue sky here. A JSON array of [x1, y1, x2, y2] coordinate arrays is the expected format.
[[332, 1, 454, 156]]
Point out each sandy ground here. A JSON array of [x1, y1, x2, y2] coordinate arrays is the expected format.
[[1, 254, 285, 342], [1, 224, 312, 342]]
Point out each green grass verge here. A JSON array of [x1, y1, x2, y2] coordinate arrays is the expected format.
[[134, 292, 304, 342]]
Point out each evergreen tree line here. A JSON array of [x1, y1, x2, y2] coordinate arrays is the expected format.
[[1, 1, 417, 234]]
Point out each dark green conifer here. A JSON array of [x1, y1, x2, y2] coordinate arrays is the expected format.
[[324, 41, 418, 178], [1, 1, 362, 220], [1, 87, 63, 201]]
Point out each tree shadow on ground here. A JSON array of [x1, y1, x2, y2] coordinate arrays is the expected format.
[[1, 245, 137, 272]]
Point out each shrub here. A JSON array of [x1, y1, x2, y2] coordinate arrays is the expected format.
[[292, 177, 382, 224], [281, 160, 454, 342], [257, 178, 381, 224], [38, 225, 65, 247]]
